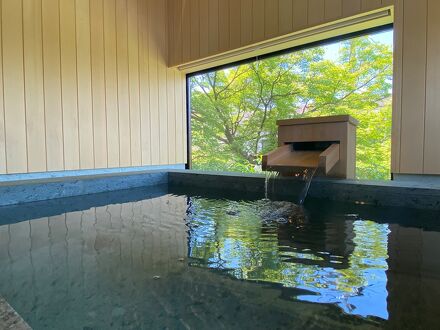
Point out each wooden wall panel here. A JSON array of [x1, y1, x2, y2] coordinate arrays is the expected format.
[[308, 0, 325, 26], [0, 3, 5, 173], [265, 0, 279, 39], [190, 0, 200, 60], [167, 69, 176, 164], [325, 0, 343, 20], [182, 0, 191, 63], [148, 0, 160, 165], [116, 0, 131, 167], [342, 0, 361, 17], [23, 0, 47, 172], [240, 0, 253, 45], [2, 0, 28, 173], [252, 0, 265, 42], [181, 74, 187, 163], [76, 0, 95, 169], [208, 0, 219, 54], [293, 0, 308, 30], [199, 0, 209, 58], [42, 0, 65, 171], [157, 0, 169, 165], [175, 70, 184, 163], [424, 0, 440, 174], [90, 0, 108, 169], [0, 0, 186, 174], [60, 0, 80, 170], [279, 0, 293, 35], [218, 0, 230, 51], [104, 0, 120, 167], [128, 0, 141, 166], [169, 0, 182, 68], [139, 0, 151, 165], [399, 0, 427, 174], [361, 0, 382, 11], [168, 0, 387, 67], [230, 0, 241, 49], [390, 0, 402, 173]]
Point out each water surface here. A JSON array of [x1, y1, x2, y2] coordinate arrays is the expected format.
[[0, 186, 439, 329]]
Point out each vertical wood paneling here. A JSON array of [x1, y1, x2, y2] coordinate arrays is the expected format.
[[208, 0, 219, 54], [23, 0, 47, 172], [167, 69, 176, 164], [399, 0, 427, 173], [361, 0, 381, 11], [342, 0, 361, 17], [90, 0, 108, 168], [199, 0, 209, 58], [293, 0, 308, 30], [60, 0, 80, 170], [182, 0, 191, 63], [265, 0, 279, 39], [157, 0, 169, 165], [0, 3, 5, 173], [169, 0, 182, 66], [190, 0, 200, 60], [139, 0, 151, 165], [218, 0, 230, 51], [128, 0, 141, 166], [240, 0, 253, 45], [103, 0, 120, 167], [116, 0, 131, 167], [42, 0, 64, 171], [424, 0, 440, 174], [391, 0, 402, 173], [325, 0, 342, 21], [168, 0, 394, 65], [148, 0, 160, 165], [181, 73, 187, 163], [76, 0, 95, 169], [252, 0, 265, 42], [2, 0, 27, 173], [230, 0, 241, 49], [279, 0, 293, 35], [0, 0, 186, 175], [175, 70, 184, 163], [308, 0, 325, 26]]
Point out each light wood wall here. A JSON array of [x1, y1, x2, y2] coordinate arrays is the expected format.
[[1, 0, 439, 176], [395, 0, 440, 175], [0, 0, 186, 175], [168, 0, 392, 66], [168, 0, 440, 176]]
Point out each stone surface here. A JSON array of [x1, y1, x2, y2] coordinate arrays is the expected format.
[[168, 170, 440, 210], [0, 297, 31, 330], [0, 171, 168, 207], [2, 168, 440, 210]]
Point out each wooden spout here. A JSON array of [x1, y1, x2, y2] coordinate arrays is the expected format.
[[318, 143, 340, 175], [262, 143, 340, 175]]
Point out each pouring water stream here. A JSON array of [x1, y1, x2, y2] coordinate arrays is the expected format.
[[264, 167, 317, 204]]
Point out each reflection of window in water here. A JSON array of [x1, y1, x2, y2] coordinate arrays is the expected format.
[[187, 198, 390, 319]]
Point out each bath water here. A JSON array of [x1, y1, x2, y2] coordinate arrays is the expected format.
[[1, 185, 439, 329]]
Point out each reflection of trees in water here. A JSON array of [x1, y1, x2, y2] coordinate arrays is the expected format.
[[187, 197, 389, 317]]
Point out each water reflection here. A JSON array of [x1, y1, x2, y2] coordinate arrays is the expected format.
[[186, 198, 390, 319], [0, 189, 439, 329]]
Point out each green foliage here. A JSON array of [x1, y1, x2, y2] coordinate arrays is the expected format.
[[190, 35, 393, 180]]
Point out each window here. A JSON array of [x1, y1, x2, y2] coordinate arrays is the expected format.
[[188, 29, 393, 180]]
